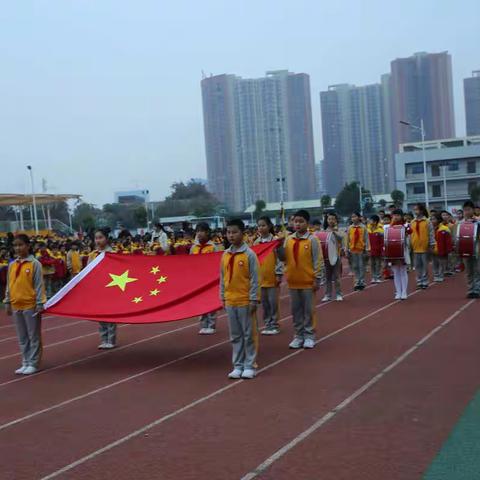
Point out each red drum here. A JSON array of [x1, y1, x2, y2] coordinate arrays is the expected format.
[[384, 225, 405, 260], [315, 231, 338, 265], [457, 222, 478, 257]]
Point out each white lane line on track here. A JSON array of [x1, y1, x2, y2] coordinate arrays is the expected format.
[[240, 299, 475, 480], [0, 287, 366, 427], [0, 320, 90, 344], [0, 315, 55, 330], [38, 284, 418, 480]]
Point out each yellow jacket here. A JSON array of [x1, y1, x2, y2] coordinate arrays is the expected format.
[[220, 243, 259, 307], [254, 234, 283, 288], [347, 224, 368, 253], [411, 218, 435, 253], [4, 256, 46, 310], [190, 240, 216, 255]]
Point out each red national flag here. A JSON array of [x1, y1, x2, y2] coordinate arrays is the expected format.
[[45, 241, 279, 324]]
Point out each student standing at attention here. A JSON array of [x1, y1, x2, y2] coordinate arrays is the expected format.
[[88, 229, 117, 349], [254, 216, 283, 335], [4, 235, 46, 375], [411, 203, 435, 289], [220, 219, 260, 380], [190, 222, 219, 335], [347, 212, 369, 290], [367, 214, 384, 284], [278, 210, 324, 350]]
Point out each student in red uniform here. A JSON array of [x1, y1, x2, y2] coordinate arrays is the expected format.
[[220, 219, 259, 379], [4, 235, 46, 375], [390, 209, 411, 300], [88, 229, 116, 349], [190, 222, 218, 334], [368, 214, 384, 284], [431, 213, 453, 282], [254, 216, 283, 335]]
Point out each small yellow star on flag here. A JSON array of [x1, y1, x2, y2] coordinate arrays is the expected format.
[[106, 270, 138, 292], [157, 275, 168, 284], [132, 296, 143, 304], [150, 266, 160, 275], [149, 289, 160, 296]]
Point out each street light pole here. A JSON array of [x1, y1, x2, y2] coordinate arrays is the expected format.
[[399, 119, 429, 209], [27, 165, 39, 234]]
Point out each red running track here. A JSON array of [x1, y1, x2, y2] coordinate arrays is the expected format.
[[0, 273, 478, 480]]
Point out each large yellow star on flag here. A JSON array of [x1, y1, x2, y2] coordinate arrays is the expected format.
[[157, 275, 168, 284], [106, 270, 138, 292]]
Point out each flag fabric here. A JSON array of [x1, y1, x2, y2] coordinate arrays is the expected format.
[[45, 241, 280, 324]]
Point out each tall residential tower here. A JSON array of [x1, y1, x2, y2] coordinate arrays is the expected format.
[[201, 70, 316, 211], [464, 71, 480, 136]]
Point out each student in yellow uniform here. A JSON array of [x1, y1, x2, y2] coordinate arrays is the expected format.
[[254, 216, 283, 335], [191, 222, 219, 334], [4, 234, 46, 375], [411, 203, 435, 289], [347, 212, 369, 290], [88, 229, 116, 349], [220, 219, 259, 380], [66, 241, 82, 277], [278, 210, 324, 350]]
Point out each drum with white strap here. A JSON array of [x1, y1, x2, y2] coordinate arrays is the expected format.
[[384, 225, 405, 260], [315, 231, 338, 266], [457, 221, 478, 257]]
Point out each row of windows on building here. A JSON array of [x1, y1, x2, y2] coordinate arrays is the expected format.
[[410, 181, 478, 196], [408, 160, 478, 175]]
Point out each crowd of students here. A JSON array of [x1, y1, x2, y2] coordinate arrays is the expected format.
[[1, 200, 478, 379]]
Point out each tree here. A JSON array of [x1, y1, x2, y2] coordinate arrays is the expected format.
[[254, 199, 266, 218], [391, 189, 405, 208], [470, 185, 480, 204], [321, 195, 332, 208], [133, 206, 147, 227], [72, 203, 101, 230], [48, 201, 70, 225]]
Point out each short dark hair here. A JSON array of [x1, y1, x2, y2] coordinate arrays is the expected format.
[[384, 214, 392, 220], [226, 218, 245, 232], [370, 214, 380, 223], [392, 209, 404, 216], [293, 210, 310, 222], [352, 211, 361, 217], [463, 200, 475, 209], [414, 203, 429, 218], [195, 222, 211, 233], [14, 234, 30, 245], [378, 210, 385, 215], [95, 227, 111, 239]]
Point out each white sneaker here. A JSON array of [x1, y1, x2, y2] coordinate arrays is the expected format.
[[336, 294, 344, 302], [203, 328, 216, 335], [321, 295, 331, 302], [269, 328, 280, 335], [395, 293, 401, 300], [98, 342, 108, 349], [198, 328, 208, 335], [261, 328, 274, 335], [228, 369, 243, 379], [289, 338, 304, 349], [104, 343, 116, 349], [15, 366, 27, 375], [241, 369, 256, 379], [303, 338, 315, 349], [22, 366, 38, 375], [401, 293, 408, 300]]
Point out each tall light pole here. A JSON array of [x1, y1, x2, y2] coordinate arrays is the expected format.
[[27, 165, 39, 234], [440, 164, 448, 210], [399, 119, 429, 209]]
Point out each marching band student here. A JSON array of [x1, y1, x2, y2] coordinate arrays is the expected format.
[[457, 200, 480, 298], [254, 216, 283, 335], [321, 212, 344, 302], [381, 214, 394, 280], [88, 229, 117, 349], [4, 235, 46, 375], [411, 203, 435, 289], [441, 211, 456, 276], [190, 222, 218, 335], [390, 209, 411, 300], [431, 213, 452, 283], [278, 210, 324, 349], [347, 212, 369, 291], [220, 219, 259, 379], [368, 215, 384, 284]]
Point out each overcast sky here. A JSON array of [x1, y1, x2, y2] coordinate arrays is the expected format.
[[1, 0, 478, 206]]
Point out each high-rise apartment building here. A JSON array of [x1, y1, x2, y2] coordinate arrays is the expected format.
[[390, 51, 455, 145], [201, 70, 316, 211], [464, 71, 480, 136], [320, 83, 391, 196]]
